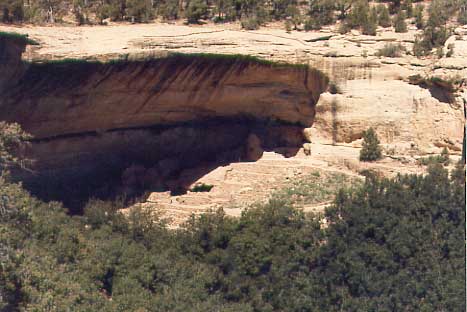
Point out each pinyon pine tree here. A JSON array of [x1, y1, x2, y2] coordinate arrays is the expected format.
[[414, 4, 424, 29], [360, 127, 382, 161], [394, 10, 407, 32], [377, 4, 391, 27]]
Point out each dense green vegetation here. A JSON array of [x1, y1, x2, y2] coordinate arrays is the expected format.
[[375, 42, 405, 57], [2, 0, 466, 30], [412, 0, 453, 56], [191, 183, 214, 192], [0, 123, 465, 311]]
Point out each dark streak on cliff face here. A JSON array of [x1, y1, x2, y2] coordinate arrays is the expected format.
[[0, 35, 329, 212]]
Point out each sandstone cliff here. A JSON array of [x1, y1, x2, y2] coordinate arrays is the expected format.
[[0, 34, 329, 209], [0, 25, 464, 220], [0, 51, 327, 138]]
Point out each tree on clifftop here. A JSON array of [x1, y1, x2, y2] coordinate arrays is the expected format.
[[185, 0, 208, 23], [1, 0, 24, 22]]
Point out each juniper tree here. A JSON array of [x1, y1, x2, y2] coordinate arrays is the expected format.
[[394, 10, 407, 33], [360, 127, 382, 161], [403, 0, 412, 18], [459, 0, 467, 24], [414, 4, 424, 29], [377, 4, 391, 27], [362, 6, 377, 35], [186, 0, 208, 23]]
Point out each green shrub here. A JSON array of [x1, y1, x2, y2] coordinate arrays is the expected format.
[[376, 43, 405, 57], [343, 0, 378, 35], [426, 26, 450, 48], [403, 0, 413, 18], [377, 4, 391, 27], [186, 0, 208, 23], [414, 4, 424, 29], [338, 21, 351, 34], [412, 36, 429, 56], [191, 183, 214, 192], [362, 7, 377, 35], [323, 163, 465, 311], [126, 0, 153, 22], [304, 17, 322, 30], [74, 10, 86, 25], [0, 145, 465, 311], [388, 0, 401, 14], [285, 5, 301, 30], [97, 1, 124, 21], [427, 0, 450, 27], [0, 122, 31, 175], [23, 4, 42, 23], [241, 16, 261, 30], [95, 3, 109, 23], [423, 0, 451, 48], [159, 0, 179, 20], [72, 0, 91, 25], [414, 23, 450, 57], [418, 155, 445, 166], [418, 148, 450, 166], [1, 0, 24, 23], [408, 75, 458, 94], [308, 0, 335, 29], [359, 127, 383, 161], [429, 9, 450, 31], [394, 10, 408, 33], [459, 7, 467, 24], [347, 0, 370, 29]]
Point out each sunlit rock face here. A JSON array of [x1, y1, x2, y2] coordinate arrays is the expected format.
[[0, 53, 328, 138]]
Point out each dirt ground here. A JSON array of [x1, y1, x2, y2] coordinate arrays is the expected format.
[[0, 21, 435, 61]]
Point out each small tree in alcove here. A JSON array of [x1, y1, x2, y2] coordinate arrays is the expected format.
[[360, 127, 382, 161]]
